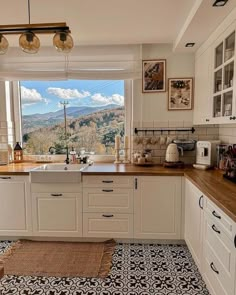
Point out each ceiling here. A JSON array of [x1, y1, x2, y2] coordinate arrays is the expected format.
[[1, 0, 236, 51]]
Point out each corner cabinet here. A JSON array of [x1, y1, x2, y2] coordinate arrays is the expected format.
[[0, 175, 32, 236], [194, 20, 236, 125], [134, 176, 182, 240]]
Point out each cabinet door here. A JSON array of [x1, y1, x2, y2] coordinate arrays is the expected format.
[[184, 179, 204, 271], [0, 177, 31, 236], [32, 193, 82, 237], [134, 176, 182, 239], [194, 47, 213, 125]]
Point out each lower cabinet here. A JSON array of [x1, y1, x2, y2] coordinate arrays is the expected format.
[[31, 183, 82, 237], [185, 180, 236, 295], [203, 198, 236, 295], [184, 178, 204, 271], [82, 176, 134, 238], [134, 176, 182, 239], [83, 213, 133, 238], [0, 175, 32, 236]]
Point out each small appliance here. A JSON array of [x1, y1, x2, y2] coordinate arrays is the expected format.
[[194, 140, 220, 169], [165, 143, 180, 162]]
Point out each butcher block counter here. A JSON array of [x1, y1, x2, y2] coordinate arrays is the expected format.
[[0, 162, 235, 222]]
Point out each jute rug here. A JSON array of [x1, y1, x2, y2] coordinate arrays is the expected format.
[[0, 239, 116, 278]]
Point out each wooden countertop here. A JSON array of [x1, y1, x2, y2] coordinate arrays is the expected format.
[[0, 162, 235, 222]]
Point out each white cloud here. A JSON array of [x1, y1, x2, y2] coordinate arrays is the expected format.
[[91, 93, 124, 106], [47, 87, 90, 99], [21, 86, 48, 105]]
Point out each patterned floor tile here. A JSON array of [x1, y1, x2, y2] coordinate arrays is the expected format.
[[0, 241, 209, 295]]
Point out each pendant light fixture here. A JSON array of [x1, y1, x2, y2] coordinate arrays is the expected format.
[[0, 0, 74, 54]]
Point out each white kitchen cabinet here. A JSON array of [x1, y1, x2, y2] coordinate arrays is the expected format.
[[31, 183, 82, 237], [211, 25, 236, 124], [184, 179, 204, 271], [82, 175, 134, 238], [203, 199, 236, 295], [134, 176, 182, 240], [0, 175, 32, 236], [193, 46, 213, 125], [194, 19, 236, 125]]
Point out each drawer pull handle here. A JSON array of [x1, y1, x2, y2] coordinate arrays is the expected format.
[[199, 195, 203, 209], [0, 177, 11, 179], [210, 262, 219, 274], [51, 193, 63, 197], [212, 224, 221, 234], [102, 214, 114, 218], [102, 189, 114, 192], [102, 180, 113, 183], [212, 210, 221, 219]]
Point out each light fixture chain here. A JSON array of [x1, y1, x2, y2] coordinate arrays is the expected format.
[[28, 0, 31, 24]]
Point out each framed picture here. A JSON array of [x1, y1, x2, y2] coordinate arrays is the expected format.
[[168, 78, 193, 110], [142, 59, 166, 92]]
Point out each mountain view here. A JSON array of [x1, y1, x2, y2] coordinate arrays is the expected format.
[[20, 80, 125, 155], [22, 105, 125, 155]]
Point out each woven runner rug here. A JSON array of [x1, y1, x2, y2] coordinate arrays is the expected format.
[[0, 239, 116, 278]]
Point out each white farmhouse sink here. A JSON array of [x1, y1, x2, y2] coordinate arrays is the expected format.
[[30, 163, 88, 183]]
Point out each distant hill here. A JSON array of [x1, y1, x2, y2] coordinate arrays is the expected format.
[[22, 104, 120, 133], [23, 106, 125, 155]]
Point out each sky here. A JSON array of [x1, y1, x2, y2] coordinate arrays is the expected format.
[[20, 80, 124, 115]]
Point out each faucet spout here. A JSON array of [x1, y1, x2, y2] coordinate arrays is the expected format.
[[65, 146, 70, 164]]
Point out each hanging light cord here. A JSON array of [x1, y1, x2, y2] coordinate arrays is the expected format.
[[28, 0, 31, 25]]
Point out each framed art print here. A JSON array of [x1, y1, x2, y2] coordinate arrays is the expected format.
[[168, 78, 193, 110], [142, 59, 166, 92]]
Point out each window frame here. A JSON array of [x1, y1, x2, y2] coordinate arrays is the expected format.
[[12, 79, 132, 162]]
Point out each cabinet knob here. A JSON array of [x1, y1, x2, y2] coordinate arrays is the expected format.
[[210, 262, 219, 274], [212, 210, 221, 219], [212, 224, 221, 234], [51, 193, 63, 197], [102, 214, 114, 218], [206, 119, 210, 122], [230, 116, 236, 120], [199, 195, 203, 209]]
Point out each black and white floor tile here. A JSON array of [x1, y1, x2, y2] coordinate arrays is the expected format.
[[0, 241, 209, 295]]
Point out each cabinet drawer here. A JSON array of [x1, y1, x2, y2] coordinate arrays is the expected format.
[[83, 213, 133, 238], [83, 176, 134, 188], [204, 236, 235, 295], [205, 198, 234, 240], [205, 215, 235, 277], [83, 188, 133, 213], [32, 192, 82, 200]]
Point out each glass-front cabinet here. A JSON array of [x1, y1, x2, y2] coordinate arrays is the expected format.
[[212, 29, 236, 122]]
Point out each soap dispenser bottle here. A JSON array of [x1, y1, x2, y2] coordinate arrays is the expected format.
[[70, 147, 77, 164]]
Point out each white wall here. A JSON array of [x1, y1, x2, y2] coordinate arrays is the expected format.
[[132, 44, 195, 124]]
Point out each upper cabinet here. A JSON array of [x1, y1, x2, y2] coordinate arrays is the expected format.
[[212, 29, 235, 123], [194, 19, 236, 125]]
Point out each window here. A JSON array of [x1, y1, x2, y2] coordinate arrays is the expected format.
[[19, 80, 125, 155]]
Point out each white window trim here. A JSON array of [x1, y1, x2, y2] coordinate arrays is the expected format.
[[12, 79, 133, 163]]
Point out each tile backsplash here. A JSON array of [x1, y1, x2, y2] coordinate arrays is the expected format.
[[132, 121, 219, 164], [219, 124, 236, 144]]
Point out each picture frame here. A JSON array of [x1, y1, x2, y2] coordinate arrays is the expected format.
[[142, 59, 166, 92], [168, 78, 193, 110]]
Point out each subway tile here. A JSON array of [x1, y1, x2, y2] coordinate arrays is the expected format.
[[168, 121, 184, 128], [0, 122, 7, 128], [183, 121, 193, 128], [206, 127, 219, 135], [142, 121, 154, 128], [153, 121, 169, 128]]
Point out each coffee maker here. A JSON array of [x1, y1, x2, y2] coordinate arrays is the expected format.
[[194, 140, 220, 169]]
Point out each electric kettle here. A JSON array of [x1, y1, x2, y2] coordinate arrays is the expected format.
[[165, 143, 180, 162]]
